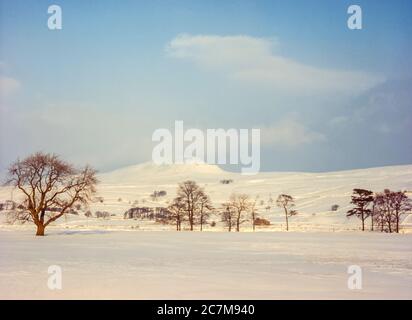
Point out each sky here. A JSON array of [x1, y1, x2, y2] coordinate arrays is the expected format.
[[0, 0, 411, 174]]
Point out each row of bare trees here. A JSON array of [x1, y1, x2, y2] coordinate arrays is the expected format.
[[166, 180, 298, 232], [347, 188, 411, 233]]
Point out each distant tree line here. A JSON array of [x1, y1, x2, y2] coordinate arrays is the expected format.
[[161, 180, 297, 232]]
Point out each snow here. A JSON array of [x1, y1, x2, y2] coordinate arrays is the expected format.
[[0, 162, 411, 299], [0, 230, 411, 299]]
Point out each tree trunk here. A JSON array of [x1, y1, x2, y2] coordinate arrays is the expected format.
[[371, 215, 374, 231], [36, 224, 45, 236], [361, 211, 365, 231], [396, 212, 399, 233], [284, 207, 289, 231], [190, 212, 194, 231]]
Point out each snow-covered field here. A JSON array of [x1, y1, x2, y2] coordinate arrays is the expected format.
[[0, 230, 411, 299], [0, 163, 411, 299]]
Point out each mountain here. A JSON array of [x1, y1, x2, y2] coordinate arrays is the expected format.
[[99, 161, 226, 185]]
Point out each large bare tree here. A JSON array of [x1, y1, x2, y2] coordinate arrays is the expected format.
[[276, 194, 297, 231], [5, 152, 98, 236], [176, 180, 206, 231]]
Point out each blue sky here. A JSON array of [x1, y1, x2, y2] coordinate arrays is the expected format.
[[0, 0, 411, 173]]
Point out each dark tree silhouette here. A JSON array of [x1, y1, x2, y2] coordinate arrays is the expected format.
[[5, 152, 97, 236], [347, 188, 373, 231]]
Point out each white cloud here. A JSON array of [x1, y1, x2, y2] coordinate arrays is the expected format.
[[260, 117, 326, 148], [166, 34, 384, 95], [0, 76, 20, 97]]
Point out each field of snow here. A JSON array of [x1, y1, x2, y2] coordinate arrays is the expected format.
[[0, 229, 411, 299]]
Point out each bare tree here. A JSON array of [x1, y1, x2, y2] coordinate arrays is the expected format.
[[221, 203, 236, 232], [276, 194, 297, 231], [370, 195, 379, 231], [4, 152, 98, 236], [347, 189, 373, 231], [390, 191, 411, 233], [250, 196, 260, 232], [374, 192, 389, 232], [176, 180, 207, 231], [228, 193, 250, 232], [167, 196, 186, 231], [198, 193, 213, 231], [375, 189, 411, 233]]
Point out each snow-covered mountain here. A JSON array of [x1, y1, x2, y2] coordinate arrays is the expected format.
[[99, 161, 226, 184]]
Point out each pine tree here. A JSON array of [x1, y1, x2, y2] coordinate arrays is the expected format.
[[347, 189, 374, 231]]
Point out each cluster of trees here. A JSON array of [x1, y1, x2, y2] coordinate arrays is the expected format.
[[166, 181, 212, 231], [347, 188, 411, 233], [165, 180, 297, 232]]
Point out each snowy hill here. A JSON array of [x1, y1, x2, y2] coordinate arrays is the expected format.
[[99, 161, 226, 184], [1, 162, 411, 232]]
